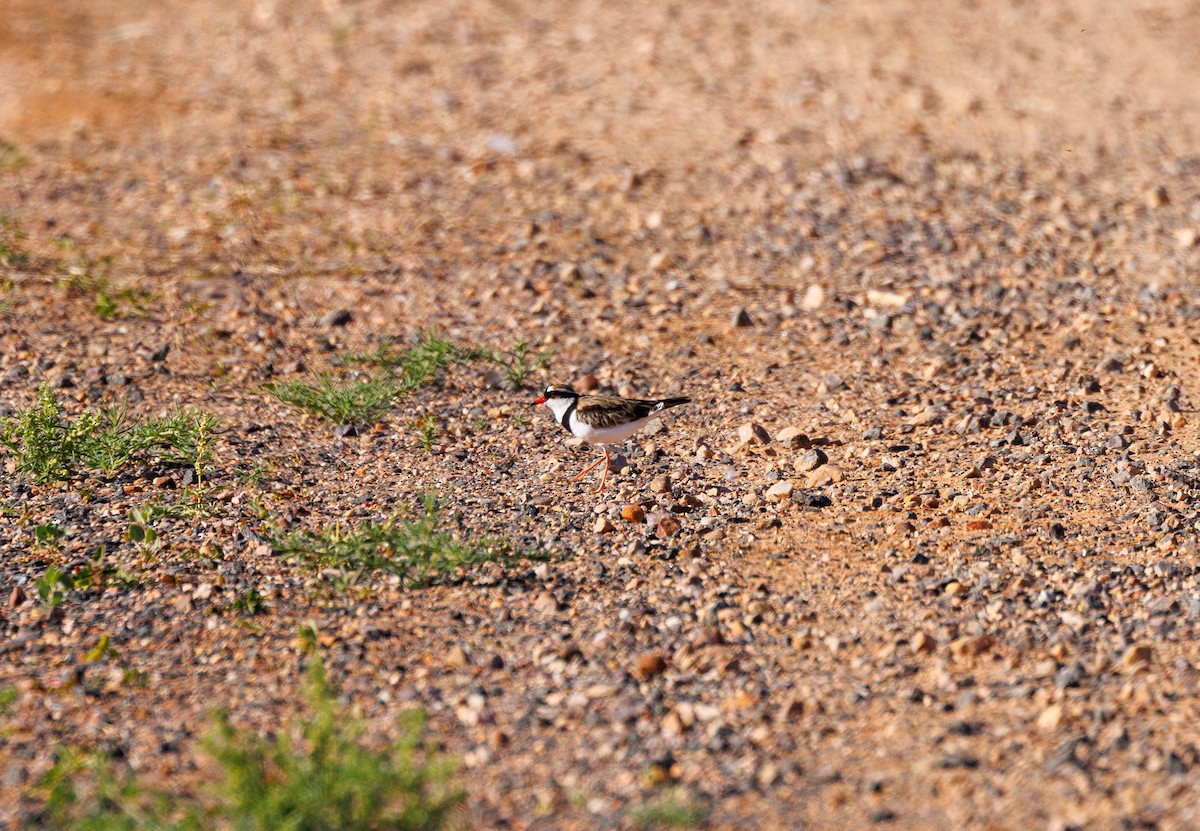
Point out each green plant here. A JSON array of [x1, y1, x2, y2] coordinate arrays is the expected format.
[[266, 492, 529, 588], [0, 386, 223, 484], [500, 339, 553, 387], [60, 252, 153, 320], [265, 371, 397, 426], [0, 687, 15, 715], [231, 587, 266, 616], [0, 140, 26, 170], [35, 522, 67, 547], [631, 790, 710, 829], [296, 621, 321, 655], [0, 215, 28, 269], [417, 414, 438, 452], [84, 633, 121, 664], [205, 658, 463, 830], [38, 658, 463, 830], [35, 566, 73, 608], [0, 386, 98, 483], [127, 506, 159, 546]]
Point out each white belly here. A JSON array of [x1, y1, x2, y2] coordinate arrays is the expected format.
[[569, 412, 656, 445]]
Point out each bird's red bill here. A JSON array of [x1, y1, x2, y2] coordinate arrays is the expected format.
[[533, 395, 546, 405]]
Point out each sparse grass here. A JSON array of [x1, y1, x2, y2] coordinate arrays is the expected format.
[[631, 791, 711, 829], [60, 251, 154, 319], [0, 386, 222, 484], [417, 414, 438, 452], [38, 657, 463, 831], [498, 339, 553, 387], [265, 370, 397, 426], [231, 587, 266, 616], [266, 492, 529, 588], [0, 139, 26, 170], [276, 329, 552, 426], [0, 215, 29, 269], [0, 276, 13, 316]]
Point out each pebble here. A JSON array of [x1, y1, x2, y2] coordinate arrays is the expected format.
[[807, 465, 844, 486], [732, 308, 754, 328], [319, 308, 353, 327], [1037, 704, 1065, 731], [655, 515, 682, 537], [765, 480, 794, 502], [1122, 644, 1153, 669], [649, 474, 672, 494], [594, 516, 616, 534], [776, 426, 811, 448], [738, 422, 771, 445], [950, 634, 993, 657], [796, 447, 828, 472], [635, 652, 669, 679], [621, 504, 646, 523], [801, 284, 826, 309], [532, 592, 560, 614]]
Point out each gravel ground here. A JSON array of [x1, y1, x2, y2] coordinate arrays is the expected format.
[[3, 1, 1200, 829]]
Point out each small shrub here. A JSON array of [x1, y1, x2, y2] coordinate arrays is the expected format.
[[267, 492, 529, 588], [264, 371, 396, 426], [37, 658, 463, 831], [631, 790, 711, 829], [0, 386, 222, 484]]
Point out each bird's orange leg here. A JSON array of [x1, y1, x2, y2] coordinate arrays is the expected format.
[[592, 448, 612, 493], [572, 448, 609, 482]]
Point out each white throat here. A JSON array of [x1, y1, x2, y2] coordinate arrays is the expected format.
[[544, 396, 576, 424]]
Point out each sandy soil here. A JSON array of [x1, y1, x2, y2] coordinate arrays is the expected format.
[[3, 1, 1200, 828]]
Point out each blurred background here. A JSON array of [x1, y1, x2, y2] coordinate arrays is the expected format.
[[2, 0, 1198, 282]]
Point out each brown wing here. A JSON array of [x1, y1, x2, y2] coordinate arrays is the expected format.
[[575, 395, 689, 429]]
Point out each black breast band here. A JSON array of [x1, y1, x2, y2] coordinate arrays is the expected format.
[[560, 398, 578, 433]]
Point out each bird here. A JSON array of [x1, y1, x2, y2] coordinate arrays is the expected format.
[[534, 382, 690, 493]]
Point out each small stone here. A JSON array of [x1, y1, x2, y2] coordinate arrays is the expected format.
[[446, 644, 470, 668], [795, 447, 828, 472], [577, 374, 600, 392], [320, 308, 353, 327], [636, 652, 669, 679], [966, 519, 992, 531], [944, 581, 967, 596], [765, 480, 794, 502], [1176, 228, 1198, 248], [533, 591, 560, 614], [732, 308, 754, 328], [194, 582, 214, 600], [775, 426, 811, 448], [912, 631, 936, 654], [807, 465, 844, 486], [9, 585, 25, 607], [695, 443, 716, 460], [801, 284, 826, 309], [1122, 644, 1153, 669], [594, 516, 616, 534], [881, 456, 901, 472], [621, 504, 646, 523], [950, 634, 993, 658], [1037, 704, 1065, 731], [738, 422, 771, 445], [656, 515, 682, 537], [1145, 185, 1169, 208], [649, 475, 672, 494], [777, 697, 806, 723]]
